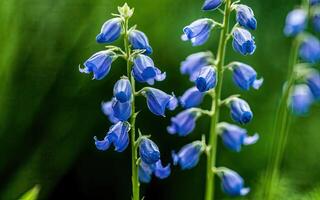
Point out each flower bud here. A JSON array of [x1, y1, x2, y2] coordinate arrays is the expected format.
[[236, 5, 257, 30], [96, 18, 122, 43], [129, 30, 153, 55], [182, 18, 214, 46], [195, 66, 217, 92], [167, 109, 197, 136], [230, 98, 253, 124], [232, 28, 256, 55], [172, 141, 203, 170], [284, 9, 307, 37], [139, 138, 160, 164], [113, 78, 132, 103]]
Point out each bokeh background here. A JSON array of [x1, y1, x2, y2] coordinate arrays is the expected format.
[[1, 0, 320, 199]]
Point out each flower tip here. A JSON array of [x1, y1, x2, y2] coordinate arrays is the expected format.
[[243, 133, 259, 145], [171, 151, 179, 165], [181, 34, 188, 41], [253, 78, 264, 90], [240, 187, 250, 196]]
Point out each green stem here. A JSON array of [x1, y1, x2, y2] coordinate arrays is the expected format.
[[263, 36, 300, 200], [204, 1, 231, 200], [124, 17, 140, 200]]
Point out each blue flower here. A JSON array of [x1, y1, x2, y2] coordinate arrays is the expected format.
[[311, 0, 320, 5], [307, 72, 320, 100], [172, 141, 203, 170], [230, 98, 253, 124], [139, 138, 160, 164], [144, 88, 178, 116], [167, 109, 197, 136], [132, 54, 166, 85], [94, 121, 130, 152], [313, 12, 320, 32], [232, 62, 263, 90], [96, 18, 122, 43], [202, 0, 222, 11], [154, 160, 171, 179], [232, 28, 256, 56], [180, 52, 213, 81], [101, 100, 119, 124], [290, 84, 314, 116], [221, 170, 250, 196], [80, 51, 114, 80], [218, 122, 259, 152], [113, 78, 132, 103], [236, 5, 257, 30], [284, 9, 307, 37], [129, 30, 153, 55], [112, 99, 132, 121], [138, 160, 171, 183], [195, 66, 217, 92], [299, 36, 320, 63], [179, 87, 205, 108], [182, 18, 214, 46]]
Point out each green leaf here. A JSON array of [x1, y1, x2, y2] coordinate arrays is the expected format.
[[19, 185, 40, 200]]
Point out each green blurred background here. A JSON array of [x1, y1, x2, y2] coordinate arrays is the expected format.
[[1, 0, 320, 199]]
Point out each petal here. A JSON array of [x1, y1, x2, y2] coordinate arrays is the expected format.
[[94, 136, 111, 151], [243, 133, 259, 145], [252, 78, 264, 90]]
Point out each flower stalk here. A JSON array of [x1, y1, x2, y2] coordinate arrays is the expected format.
[[205, 0, 232, 199]]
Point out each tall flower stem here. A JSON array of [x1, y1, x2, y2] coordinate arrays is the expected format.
[[263, 36, 300, 200], [124, 17, 140, 200], [205, 0, 231, 199]]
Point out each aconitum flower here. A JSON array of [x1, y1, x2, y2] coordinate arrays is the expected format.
[[80, 51, 114, 80], [112, 99, 131, 121], [307, 73, 320, 100], [96, 18, 122, 43], [299, 36, 320, 63], [218, 122, 259, 152], [195, 66, 217, 92], [290, 84, 314, 116], [179, 87, 205, 108], [221, 170, 250, 196], [180, 52, 213, 81], [236, 5, 257, 30], [232, 62, 263, 90], [202, 0, 222, 11], [167, 109, 197, 136], [232, 28, 256, 55], [94, 121, 130, 152], [230, 98, 253, 124], [139, 138, 160, 164], [182, 18, 214, 46], [284, 9, 307, 36], [139, 160, 171, 183], [113, 78, 132, 103], [132, 54, 166, 85], [172, 141, 203, 170], [313, 13, 320, 32], [101, 100, 119, 123], [144, 88, 178, 116], [129, 30, 153, 55]]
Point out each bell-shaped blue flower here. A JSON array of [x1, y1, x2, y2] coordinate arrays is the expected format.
[[284, 9, 307, 37], [182, 18, 214, 46], [179, 87, 205, 108], [113, 78, 132, 103], [138, 161, 154, 183], [180, 52, 213, 81], [307, 73, 320, 100], [139, 138, 160, 164], [154, 160, 171, 179], [202, 0, 222, 11], [96, 18, 122, 43], [232, 62, 263, 90], [80, 50, 114, 80], [112, 99, 131, 121], [144, 88, 178, 116], [167, 109, 197, 136], [129, 30, 153, 55], [313, 12, 320, 32], [132, 54, 166, 85], [299, 36, 320, 63], [172, 141, 203, 170], [232, 28, 256, 56], [101, 100, 119, 124], [221, 169, 250, 196], [94, 121, 130, 152], [230, 98, 253, 124], [218, 122, 259, 152], [290, 84, 314, 116], [195, 66, 217, 92], [236, 5, 257, 30]]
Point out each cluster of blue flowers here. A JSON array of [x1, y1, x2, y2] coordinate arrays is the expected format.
[[169, 0, 262, 197], [284, 2, 320, 115], [80, 4, 176, 187]]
